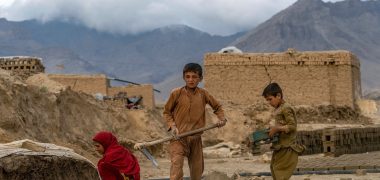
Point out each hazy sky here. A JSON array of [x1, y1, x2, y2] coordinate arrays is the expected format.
[[0, 0, 343, 35]]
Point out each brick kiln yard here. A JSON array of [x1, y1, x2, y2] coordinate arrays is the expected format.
[[1, 51, 380, 180], [137, 110, 380, 180], [137, 49, 380, 180]]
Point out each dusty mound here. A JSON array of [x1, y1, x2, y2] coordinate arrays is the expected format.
[[242, 103, 370, 125], [295, 105, 370, 124], [0, 69, 24, 85], [0, 139, 98, 180], [0, 70, 167, 163], [26, 73, 67, 93]]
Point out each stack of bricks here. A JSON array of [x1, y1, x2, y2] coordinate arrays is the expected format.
[[296, 126, 380, 157], [322, 127, 341, 156], [322, 126, 380, 157], [297, 130, 324, 155]]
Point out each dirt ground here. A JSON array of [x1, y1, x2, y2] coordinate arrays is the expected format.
[[139, 155, 380, 180], [1, 70, 380, 179], [138, 124, 380, 180]]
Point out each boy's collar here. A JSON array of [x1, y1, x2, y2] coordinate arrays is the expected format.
[[184, 86, 199, 94]]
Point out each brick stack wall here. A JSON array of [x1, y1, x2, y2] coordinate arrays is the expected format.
[[204, 50, 361, 108], [0, 56, 45, 79], [322, 127, 380, 157], [297, 126, 380, 156]]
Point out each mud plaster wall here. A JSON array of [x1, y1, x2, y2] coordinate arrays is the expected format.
[[204, 50, 361, 108], [47, 74, 109, 95], [108, 85, 155, 109]]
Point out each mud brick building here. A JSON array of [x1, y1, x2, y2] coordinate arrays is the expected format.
[[48, 74, 155, 109], [48, 74, 109, 95], [0, 56, 44, 78], [108, 85, 155, 110], [204, 49, 361, 108]]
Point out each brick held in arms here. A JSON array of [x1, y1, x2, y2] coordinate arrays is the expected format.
[[248, 128, 279, 147]]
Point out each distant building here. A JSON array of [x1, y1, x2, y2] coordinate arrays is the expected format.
[[0, 56, 45, 78], [48, 74, 155, 109], [108, 85, 155, 109], [204, 49, 361, 108]]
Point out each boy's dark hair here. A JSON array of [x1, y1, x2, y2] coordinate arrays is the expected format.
[[183, 63, 203, 77], [262, 82, 283, 98]]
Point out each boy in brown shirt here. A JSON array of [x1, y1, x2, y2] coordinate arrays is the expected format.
[[262, 83, 302, 180], [163, 63, 227, 180]]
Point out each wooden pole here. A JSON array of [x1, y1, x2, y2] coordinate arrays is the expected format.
[[134, 124, 219, 149]]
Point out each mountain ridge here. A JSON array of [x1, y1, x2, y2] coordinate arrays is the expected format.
[[232, 0, 380, 91], [0, 18, 242, 99]]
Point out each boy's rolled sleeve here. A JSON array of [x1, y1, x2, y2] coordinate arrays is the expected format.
[[282, 107, 296, 133]]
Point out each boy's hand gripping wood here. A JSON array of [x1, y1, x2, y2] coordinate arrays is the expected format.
[[134, 123, 221, 167]]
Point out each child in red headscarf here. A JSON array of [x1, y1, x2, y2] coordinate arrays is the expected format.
[[93, 131, 140, 180]]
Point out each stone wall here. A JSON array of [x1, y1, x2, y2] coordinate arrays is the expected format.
[[204, 50, 361, 108], [0, 56, 44, 79], [108, 85, 155, 109], [47, 74, 109, 95]]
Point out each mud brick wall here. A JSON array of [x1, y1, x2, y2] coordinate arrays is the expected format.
[[0, 56, 45, 79], [48, 74, 109, 95], [204, 50, 361, 108], [108, 85, 155, 109]]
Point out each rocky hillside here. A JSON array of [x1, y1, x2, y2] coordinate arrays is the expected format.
[[232, 0, 380, 91]]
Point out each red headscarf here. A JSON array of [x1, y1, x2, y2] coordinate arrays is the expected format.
[[93, 131, 140, 180]]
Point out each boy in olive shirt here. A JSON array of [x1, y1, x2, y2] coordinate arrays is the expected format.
[[262, 83, 301, 180]]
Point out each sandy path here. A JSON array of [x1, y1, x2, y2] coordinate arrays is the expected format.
[[139, 154, 380, 180]]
